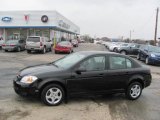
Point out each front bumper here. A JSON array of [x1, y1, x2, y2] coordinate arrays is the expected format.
[[13, 77, 39, 97], [55, 48, 70, 53], [149, 57, 160, 65]]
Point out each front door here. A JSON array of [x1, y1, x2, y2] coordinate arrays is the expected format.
[[67, 55, 107, 95]]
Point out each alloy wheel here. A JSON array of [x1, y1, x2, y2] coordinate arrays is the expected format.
[[130, 85, 141, 98], [45, 87, 62, 105]]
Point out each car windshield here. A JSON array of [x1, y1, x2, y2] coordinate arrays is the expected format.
[[53, 53, 86, 69], [148, 46, 160, 53]]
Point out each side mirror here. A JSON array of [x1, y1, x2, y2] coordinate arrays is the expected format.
[[75, 68, 86, 74]]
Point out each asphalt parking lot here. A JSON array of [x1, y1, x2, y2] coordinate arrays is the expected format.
[[0, 43, 160, 120]]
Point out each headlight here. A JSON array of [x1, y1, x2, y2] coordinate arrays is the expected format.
[[21, 76, 38, 84], [151, 54, 156, 57]]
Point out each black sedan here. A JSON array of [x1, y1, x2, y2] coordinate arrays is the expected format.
[[13, 51, 152, 106]]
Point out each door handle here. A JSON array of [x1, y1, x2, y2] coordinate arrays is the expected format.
[[99, 73, 104, 76]]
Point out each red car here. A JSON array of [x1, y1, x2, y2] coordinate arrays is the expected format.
[[54, 41, 73, 54]]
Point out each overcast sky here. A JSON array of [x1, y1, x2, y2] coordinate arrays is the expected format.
[[0, 0, 159, 40]]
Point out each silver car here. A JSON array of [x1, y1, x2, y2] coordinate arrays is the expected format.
[[26, 36, 53, 54], [2, 39, 26, 52]]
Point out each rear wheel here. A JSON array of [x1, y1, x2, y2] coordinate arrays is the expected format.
[[27, 50, 31, 54], [42, 47, 46, 54], [126, 82, 142, 100], [120, 50, 127, 55], [17, 47, 21, 52], [41, 84, 65, 106]]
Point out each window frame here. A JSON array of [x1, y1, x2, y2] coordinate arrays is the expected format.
[[75, 54, 107, 72], [108, 55, 134, 70]]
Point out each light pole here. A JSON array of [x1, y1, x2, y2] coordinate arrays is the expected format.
[[130, 30, 134, 42]]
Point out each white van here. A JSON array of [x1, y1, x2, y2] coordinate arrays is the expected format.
[[26, 36, 53, 54]]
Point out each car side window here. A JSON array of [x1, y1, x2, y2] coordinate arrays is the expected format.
[[109, 56, 126, 69], [126, 59, 132, 68], [109, 56, 133, 69], [79, 56, 105, 71]]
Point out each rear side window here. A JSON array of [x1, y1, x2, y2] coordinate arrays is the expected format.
[[27, 37, 40, 42], [109, 56, 133, 69]]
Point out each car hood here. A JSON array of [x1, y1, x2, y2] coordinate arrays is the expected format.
[[20, 64, 62, 77]]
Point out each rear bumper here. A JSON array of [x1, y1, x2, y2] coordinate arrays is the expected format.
[[26, 47, 43, 51], [55, 48, 70, 53], [3, 46, 18, 51]]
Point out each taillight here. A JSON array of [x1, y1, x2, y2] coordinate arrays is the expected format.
[[2, 44, 5, 46], [10, 44, 15, 46], [40, 42, 43, 46]]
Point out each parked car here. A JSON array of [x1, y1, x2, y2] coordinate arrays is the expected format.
[[2, 39, 26, 52], [71, 39, 78, 47], [13, 51, 151, 106], [54, 41, 73, 54], [0, 40, 5, 50], [137, 45, 160, 65], [26, 36, 52, 54], [117, 43, 141, 55], [108, 42, 124, 52]]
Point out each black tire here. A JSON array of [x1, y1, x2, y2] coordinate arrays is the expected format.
[[55, 50, 58, 54], [137, 53, 140, 60], [120, 50, 127, 55], [17, 47, 21, 52], [145, 57, 149, 65], [41, 84, 65, 106], [27, 50, 31, 54], [113, 48, 117, 52], [126, 82, 142, 100], [42, 47, 46, 54], [4, 50, 8, 52]]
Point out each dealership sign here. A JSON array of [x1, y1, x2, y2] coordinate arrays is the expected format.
[[1, 17, 12, 22], [58, 20, 70, 29]]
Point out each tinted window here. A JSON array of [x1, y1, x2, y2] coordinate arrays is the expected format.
[[126, 59, 132, 68], [27, 37, 40, 42], [109, 56, 133, 69], [79, 56, 105, 71], [109, 56, 126, 69], [54, 53, 86, 69]]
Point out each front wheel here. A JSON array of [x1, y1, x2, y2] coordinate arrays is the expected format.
[[145, 57, 150, 65], [126, 82, 142, 100], [120, 50, 127, 55], [137, 53, 140, 60], [41, 84, 65, 106]]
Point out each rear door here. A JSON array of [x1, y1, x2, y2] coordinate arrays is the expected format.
[[104, 55, 133, 90]]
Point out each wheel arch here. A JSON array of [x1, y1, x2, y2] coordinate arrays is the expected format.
[[127, 75, 145, 89], [38, 80, 67, 97]]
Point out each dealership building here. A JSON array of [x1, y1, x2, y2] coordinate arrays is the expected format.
[[0, 11, 80, 42]]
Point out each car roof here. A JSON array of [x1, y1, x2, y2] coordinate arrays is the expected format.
[[77, 51, 123, 56]]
